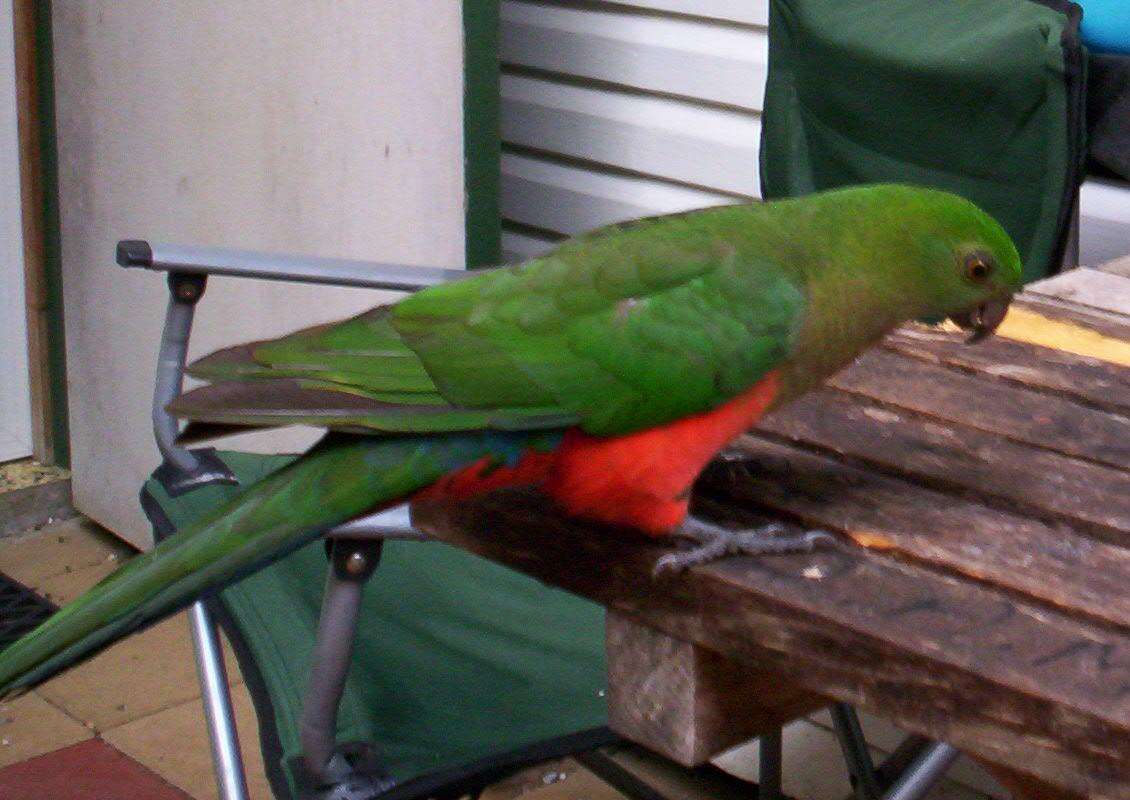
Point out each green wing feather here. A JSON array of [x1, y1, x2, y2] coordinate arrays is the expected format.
[[172, 204, 807, 437]]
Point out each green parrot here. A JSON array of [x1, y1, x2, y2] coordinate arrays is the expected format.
[[0, 184, 1021, 697]]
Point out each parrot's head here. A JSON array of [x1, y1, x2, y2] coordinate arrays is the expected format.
[[896, 187, 1024, 342]]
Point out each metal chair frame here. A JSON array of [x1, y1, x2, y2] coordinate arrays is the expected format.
[[120, 239, 960, 800]]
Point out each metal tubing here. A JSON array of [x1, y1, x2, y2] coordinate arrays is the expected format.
[[189, 601, 250, 800], [880, 743, 960, 800], [758, 728, 783, 800], [153, 287, 200, 473], [328, 503, 425, 540], [1063, 199, 1081, 270], [831, 704, 882, 800], [132, 242, 468, 291], [300, 557, 371, 778]]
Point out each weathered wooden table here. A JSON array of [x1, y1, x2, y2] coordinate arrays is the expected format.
[[414, 268, 1130, 800]]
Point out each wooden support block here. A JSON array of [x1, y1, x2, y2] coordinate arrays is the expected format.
[[605, 611, 826, 766], [975, 759, 1088, 800]]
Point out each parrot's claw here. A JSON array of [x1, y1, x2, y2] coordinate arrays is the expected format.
[[653, 517, 834, 575]]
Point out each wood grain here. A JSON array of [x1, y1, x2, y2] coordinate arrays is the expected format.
[[411, 489, 1130, 798], [829, 349, 1130, 471], [976, 760, 1088, 800], [1027, 267, 1130, 319], [410, 277, 1130, 798], [758, 389, 1130, 540], [605, 611, 826, 765], [700, 437, 1130, 628], [885, 325, 1130, 416], [1014, 295, 1130, 343]]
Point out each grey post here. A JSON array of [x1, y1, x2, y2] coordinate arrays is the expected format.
[[150, 272, 238, 494], [190, 601, 251, 800], [758, 727, 784, 800], [300, 539, 382, 782], [300, 504, 426, 789], [831, 703, 882, 799], [880, 743, 960, 800], [147, 268, 248, 800]]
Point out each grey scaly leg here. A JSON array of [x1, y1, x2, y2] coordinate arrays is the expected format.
[[654, 516, 834, 574]]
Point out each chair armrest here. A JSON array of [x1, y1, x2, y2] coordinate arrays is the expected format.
[[117, 240, 472, 292], [127, 239, 472, 495]]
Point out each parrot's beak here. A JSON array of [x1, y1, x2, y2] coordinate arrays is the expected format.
[[948, 297, 1011, 343]]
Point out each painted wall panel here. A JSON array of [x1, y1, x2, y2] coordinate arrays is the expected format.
[[54, 2, 468, 546], [0, 0, 33, 462]]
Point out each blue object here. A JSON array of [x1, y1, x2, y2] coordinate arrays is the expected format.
[[1078, 0, 1130, 55]]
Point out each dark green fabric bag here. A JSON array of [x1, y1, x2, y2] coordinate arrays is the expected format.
[[760, 0, 1087, 283], [143, 452, 610, 800]]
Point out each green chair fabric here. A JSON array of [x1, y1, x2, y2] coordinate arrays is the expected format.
[[142, 452, 609, 799], [760, 0, 1087, 283]]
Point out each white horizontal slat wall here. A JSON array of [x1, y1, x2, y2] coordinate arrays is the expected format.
[[499, 0, 767, 261], [1080, 177, 1130, 267]]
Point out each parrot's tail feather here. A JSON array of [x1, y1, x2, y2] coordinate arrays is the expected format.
[[0, 430, 560, 697]]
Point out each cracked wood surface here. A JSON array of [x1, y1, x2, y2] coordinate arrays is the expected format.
[[412, 277, 1130, 799]]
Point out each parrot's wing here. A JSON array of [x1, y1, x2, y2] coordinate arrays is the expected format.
[[173, 307, 578, 434], [172, 205, 806, 437]]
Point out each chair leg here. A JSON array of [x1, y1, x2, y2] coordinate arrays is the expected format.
[[879, 743, 960, 800], [831, 704, 882, 800], [189, 600, 251, 800], [758, 727, 783, 800], [1062, 197, 1081, 270], [293, 506, 425, 797], [300, 539, 383, 782]]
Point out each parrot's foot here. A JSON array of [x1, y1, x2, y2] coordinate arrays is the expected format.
[[653, 517, 834, 574]]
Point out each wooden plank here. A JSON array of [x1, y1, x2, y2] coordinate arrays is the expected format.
[[884, 325, 1130, 416], [1027, 267, 1130, 318], [0, 477, 74, 539], [1081, 178, 1130, 231], [503, 174, 653, 235], [411, 489, 1130, 797], [996, 306, 1130, 368], [975, 760, 1087, 800], [704, 436, 1130, 627], [1015, 295, 1130, 342], [758, 388, 1130, 540], [606, 611, 826, 764], [829, 349, 1130, 471], [503, 97, 758, 195], [1099, 255, 1130, 279], [477, 758, 576, 800]]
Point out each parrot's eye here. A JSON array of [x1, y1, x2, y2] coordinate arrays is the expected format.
[[963, 253, 993, 283]]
